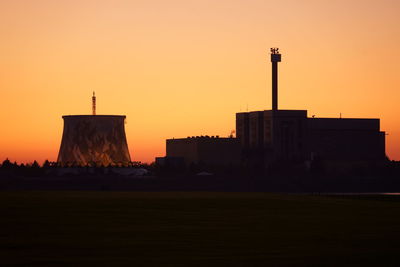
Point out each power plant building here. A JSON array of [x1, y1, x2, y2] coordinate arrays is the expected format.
[[162, 48, 386, 166], [236, 48, 386, 163]]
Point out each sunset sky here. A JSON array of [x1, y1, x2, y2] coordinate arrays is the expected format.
[[1, 0, 399, 164]]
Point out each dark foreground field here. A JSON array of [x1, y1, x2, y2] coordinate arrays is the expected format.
[[1, 192, 399, 266]]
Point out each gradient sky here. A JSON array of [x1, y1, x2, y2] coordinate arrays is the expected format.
[[1, 0, 399, 164]]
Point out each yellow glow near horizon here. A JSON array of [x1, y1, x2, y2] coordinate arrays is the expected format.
[[1, 0, 399, 164]]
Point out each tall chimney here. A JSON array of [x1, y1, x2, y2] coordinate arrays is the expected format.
[[270, 48, 281, 111]]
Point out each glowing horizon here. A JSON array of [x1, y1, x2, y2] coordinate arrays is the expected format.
[[1, 0, 399, 164]]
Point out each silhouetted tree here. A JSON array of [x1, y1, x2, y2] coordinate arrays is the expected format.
[[32, 160, 40, 169], [43, 160, 51, 169], [1, 158, 13, 169]]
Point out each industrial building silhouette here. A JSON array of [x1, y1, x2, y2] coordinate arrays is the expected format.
[[164, 48, 386, 166]]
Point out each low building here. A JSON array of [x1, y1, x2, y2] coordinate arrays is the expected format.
[[166, 136, 241, 166], [155, 156, 185, 168]]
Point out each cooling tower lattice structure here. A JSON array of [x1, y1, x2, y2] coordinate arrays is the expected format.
[[57, 115, 131, 167]]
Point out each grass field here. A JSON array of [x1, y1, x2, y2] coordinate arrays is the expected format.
[[1, 192, 399, 266]]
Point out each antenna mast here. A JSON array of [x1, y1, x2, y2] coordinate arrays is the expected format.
[[92, 91, 96, 115]]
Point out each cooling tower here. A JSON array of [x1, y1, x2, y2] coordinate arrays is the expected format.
[[57, 115, 131, 167]]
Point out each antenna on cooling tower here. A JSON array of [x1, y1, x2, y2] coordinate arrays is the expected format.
[[92, 91, 96, 115]]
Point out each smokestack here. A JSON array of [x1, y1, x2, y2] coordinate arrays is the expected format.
[[270, 48, 281, 111]]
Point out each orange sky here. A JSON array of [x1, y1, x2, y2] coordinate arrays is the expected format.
[[1, 0, 399, 164]]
